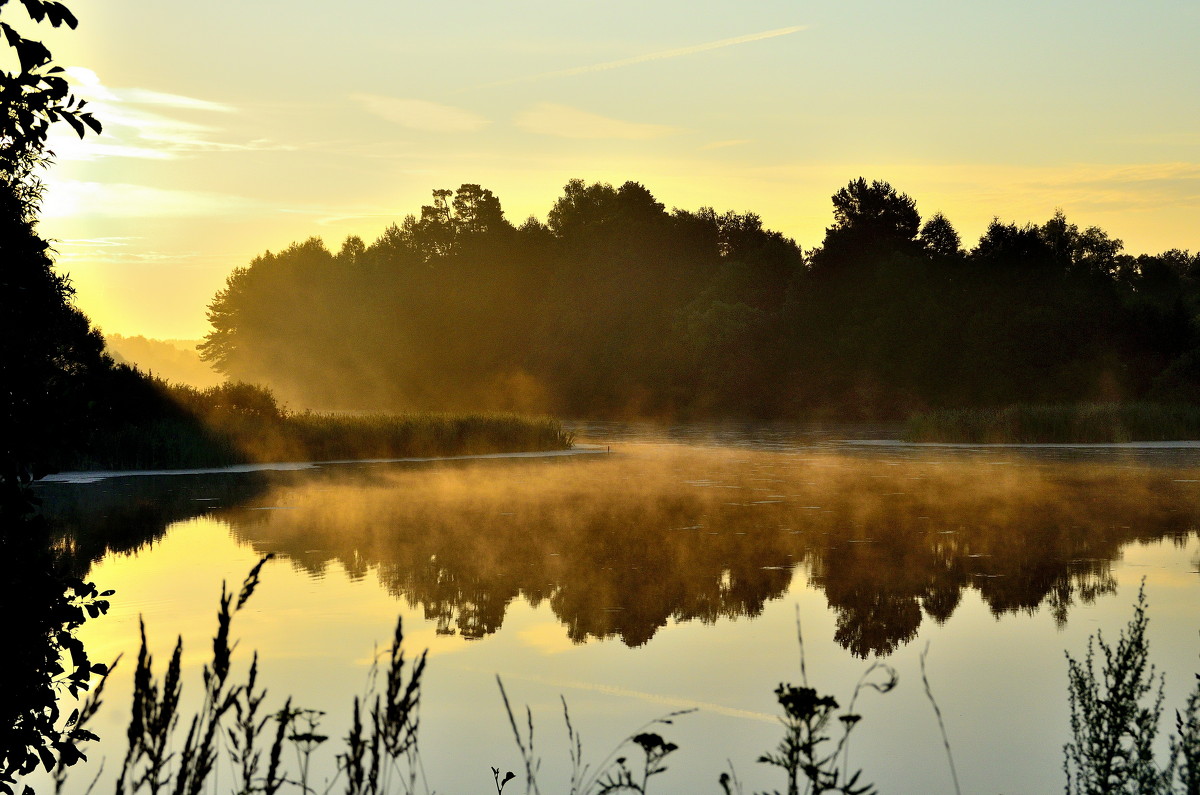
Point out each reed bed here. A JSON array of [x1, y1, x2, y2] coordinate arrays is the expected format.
[[904, 402, 1200, 444], [285, 411, 573, 461], [69, 381, 573, 470]]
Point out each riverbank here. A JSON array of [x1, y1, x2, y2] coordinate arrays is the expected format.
[[70, 410, 574, 471], [66, 379, 573, 470], [44, 445, 605, 484], [903, 402, 1200, 443]]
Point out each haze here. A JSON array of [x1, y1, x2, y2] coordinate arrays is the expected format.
[[33, 0, 1200, 339]]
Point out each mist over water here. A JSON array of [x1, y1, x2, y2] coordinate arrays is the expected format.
[[30, 430, 1200, 792], [152, 444, 1200, 652], [41, 436, 1200, 654]]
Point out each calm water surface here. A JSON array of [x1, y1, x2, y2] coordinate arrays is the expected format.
[[34, 425, 1200, 793]]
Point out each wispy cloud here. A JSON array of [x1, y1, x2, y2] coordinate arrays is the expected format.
[[48, 68, 295, 161], [475, 25, 808, 90], [55, 237, 141, 248], [42, 180, 265, 219], [1116, 132, 1200, 148], [700, 139, 753, 151], [53, 245, 198, 266], [515, 103, 677, 140], [872, 161, 1200, 212], [51, 141, 177, 161], [352, 93, 490, 133], [65, 67, 235, 112], [117, 88, 235, 113]]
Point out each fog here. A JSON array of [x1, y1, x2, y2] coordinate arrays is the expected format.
[[42, 444, 1200, 658], [105, 334, 223, 389]]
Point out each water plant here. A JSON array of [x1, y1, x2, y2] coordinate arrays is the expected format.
[[72, 376, 574, 471], [904, 402, 1200, 444]]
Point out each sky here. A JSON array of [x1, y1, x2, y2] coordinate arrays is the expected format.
[[19, 0, 1200, 339]]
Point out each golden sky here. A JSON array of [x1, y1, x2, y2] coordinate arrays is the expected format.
[[26, 0, 1200, 339]]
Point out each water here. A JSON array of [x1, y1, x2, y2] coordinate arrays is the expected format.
[[30, 427, 1200, 793]]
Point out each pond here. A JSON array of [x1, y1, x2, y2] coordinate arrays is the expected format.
[[31, 425, 1200, 793]]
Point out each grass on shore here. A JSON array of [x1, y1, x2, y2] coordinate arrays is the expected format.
[[904, 402, 1200, 444], [69, 380, 573, 471]]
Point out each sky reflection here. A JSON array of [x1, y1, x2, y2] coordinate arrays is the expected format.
[[33, 443, 1200, 793]]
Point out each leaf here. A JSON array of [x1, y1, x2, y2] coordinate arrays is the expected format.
[[0, 21, 23, 48], [45, 1, 78, 28], [14, 36, 51, 72], [61, 111, 83, 137], [18, 0, 46, 23], [82, 112, 103, 135]]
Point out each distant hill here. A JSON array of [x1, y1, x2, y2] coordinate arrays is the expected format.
[[105, 334, 224, 388]]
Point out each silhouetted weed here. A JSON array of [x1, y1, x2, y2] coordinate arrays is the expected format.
[[492, 765, 515, 793], [1065, 582, 1165, 793], [496, 676, 692, 794], [717, 610, 897, 795], [43, 566, 1200, 794], [1065, 582, 1200, 794], [70, 554, 431, 794], [919, 643, 960, 795], [1168, 660, 1199, 794], [905, 402, 1200, 444]]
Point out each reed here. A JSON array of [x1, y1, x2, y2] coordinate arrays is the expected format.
[[62, 555, 430, 795], [70, 380, 573, 471], [496, 675, 690, 795], [45, 567, 1200, 794], [904, 402, 1200, 443]]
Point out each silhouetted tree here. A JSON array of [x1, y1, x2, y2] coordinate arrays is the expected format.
[[0, 0, 100, 211], [1, 2, 116, 789], [198, 175, 1200, 419], [829, 177, 920, 240], [337, 234, 366, 263], [451, 183, 507, 235], [546, 178, 622, 239], [971, 218, 1054, 269], [919, 211, 962, 259], [2, 0, 108, 491]]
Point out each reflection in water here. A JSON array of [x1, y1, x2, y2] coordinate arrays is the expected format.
[[38, 447, 1200, 657], [41, 471, 273, 577]]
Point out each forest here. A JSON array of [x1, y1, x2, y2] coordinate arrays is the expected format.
[[201, 178, 1200, 419]]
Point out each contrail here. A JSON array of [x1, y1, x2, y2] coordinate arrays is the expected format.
[[472, 25, 808, 91]]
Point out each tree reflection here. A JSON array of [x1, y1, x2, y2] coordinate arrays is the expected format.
[[1, 493, 115, 791], [39, 449, 1200, 658]]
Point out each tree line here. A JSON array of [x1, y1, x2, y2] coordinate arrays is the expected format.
[[201, 178, 1200, 419]]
